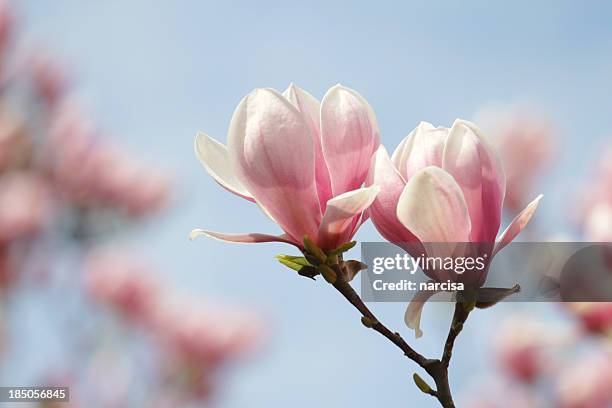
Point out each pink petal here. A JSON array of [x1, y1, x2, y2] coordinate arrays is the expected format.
[[366, 146, 420, 244], [316, 185, 380, 250], [228, 88, 321, 242], [493, 194, 543, 256], [404, 289, 442, 338], [194, 132, 255, 202], [283, 84, 332, 210], [190, 229, 300, 248], [391, 121, 449, 180], [396, 166, 471, 243], [442, 119, 506, 243], [320, 84, 380, 196]]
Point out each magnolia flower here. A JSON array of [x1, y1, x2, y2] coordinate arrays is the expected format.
[[84, 249, 160, 324], [494, 316, 563, 383], [367, 120, 542, 336], [556, 351, 612, 408], [191, 84, 380, 250], [150, 295, 262, 368], [0, 171, 51, 244], [49, 103, 171, 216], [566, 302, 612, 335]]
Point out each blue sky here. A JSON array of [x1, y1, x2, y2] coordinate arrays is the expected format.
[[16, 1, 612, 406]]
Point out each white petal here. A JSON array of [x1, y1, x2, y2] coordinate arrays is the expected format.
[[317, 185, 380, 249], [190, 229, 299, 247], [194, 132, 254, 201]]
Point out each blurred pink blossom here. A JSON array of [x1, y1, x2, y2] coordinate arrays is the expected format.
[[150, 294, 262, 368], [26, 49, 69, 108], [48, 103, 171, 216], [84, 250, 160, 323], [192, 84, 380, 250], [576, 146, 612, 233], [0, 0, 14, 73], [0, 108, 31, 173], [0, 171, 51, 244], [494, 316, 561, 383], [556, 351, 612, 408], [566, 302, 612, 335], [474, 105, 557, 213]]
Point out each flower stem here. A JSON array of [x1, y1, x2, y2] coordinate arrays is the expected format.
[[329, 274, 471, 408]]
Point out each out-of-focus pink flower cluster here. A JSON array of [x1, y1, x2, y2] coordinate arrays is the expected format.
[[474, 104, 557, 214], [577, 146, 612, 242], [465, 313, 612, 408], [48, 104, 171, 217], [0, 2, 262, 407], [84, 249, 262, 402]]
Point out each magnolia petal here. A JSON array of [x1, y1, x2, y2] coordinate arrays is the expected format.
[[194, 132, 254, 202], [397, 166, 471, 243], [228, 88, 321, 242], [317, 185, 380, 249], [442, 119, 506, 243], [321, 84, 380, 196], [404, 289, 441, 338], [391, 122, 449, 181], [190, 229, 299, 247], [493, 194, 543, 256], [283, 83, 332, 210], [366, 146, 419, 244]]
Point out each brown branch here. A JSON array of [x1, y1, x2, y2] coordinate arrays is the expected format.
[[330, 275, 464, 408], [331, 277, 430, 368], [442, 301, 472, 367]]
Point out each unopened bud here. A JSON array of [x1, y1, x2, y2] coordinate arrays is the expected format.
[[361, 316, 377, 328], [413, 373, 433, 395]]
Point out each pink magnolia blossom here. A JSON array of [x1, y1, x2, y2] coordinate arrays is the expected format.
[[49, 103, 171, 216], [26, 49, 69, 108], [150, 295, 261, 368], [583, 203, 612, 242], [84, 250, 160, 323], [565, 302, 612, 335], [367, 120, 542, 336], [191, 84, 380, 250], [0, 0, 13, 71], [0, 108, 31, 173], [575, 146, 612, 229], [494, 316, 561, 383], [556, 351, 612, 408], [0, 171, 51, 244]]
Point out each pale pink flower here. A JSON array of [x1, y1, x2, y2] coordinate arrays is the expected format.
[[494, 316, 561, 383], [84, 250, 159, 323], [367, 120, 542, 336], [49, 103, 171, 216], [0, 171, 51, 244], [474, 105, 556, 213], [0, 108, 31, 173], [0, 0, 13, 69], [566, 302, 612, 335], [191, 84, 380, 250], [150, 295, 262, 368], [556, 351, 612, 408], [26, 49, 69, 108], [583, 203, 612, 242]]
